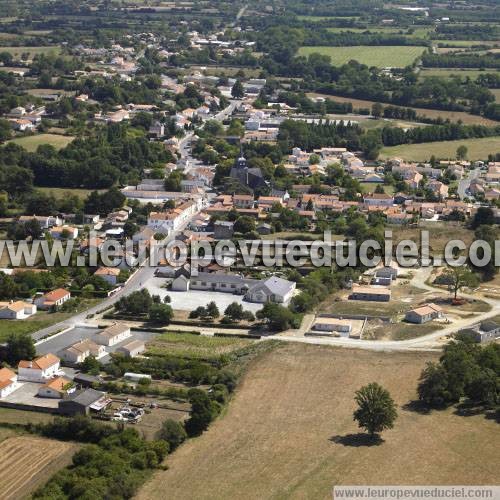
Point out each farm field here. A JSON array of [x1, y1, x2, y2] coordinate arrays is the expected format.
[[8, 133, 74, 152], [138, 344, 499, 500], [0, 46, 60, 58], [298, 45, 426, 67], [380, 136, 500, 161], [0, 436, 77, 500], [308, 92, 499, 125], [419, 68, 500, 80]]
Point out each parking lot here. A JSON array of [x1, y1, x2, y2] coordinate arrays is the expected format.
[[144, 277, 263, 314]]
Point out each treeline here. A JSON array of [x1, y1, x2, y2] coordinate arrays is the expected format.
[[380, 122, 500, 147], [422, 53, 500, 69], [434, 23, 500, 41], [0, 122, 173, 190], [417, 336, 499, 410], [303, 30, 428, 47]]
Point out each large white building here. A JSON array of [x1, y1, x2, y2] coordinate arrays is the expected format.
[[147, 200, 198, 234], [95, 323, 131, 347]]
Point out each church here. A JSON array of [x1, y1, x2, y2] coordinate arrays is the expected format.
[[229, 149, 267, 192]]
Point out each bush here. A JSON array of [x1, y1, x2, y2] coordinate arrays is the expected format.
[[157, 419, 187, 451]]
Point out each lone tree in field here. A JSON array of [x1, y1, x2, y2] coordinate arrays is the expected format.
[[353, 383, 397, 438], [456, 145, 468, 160], [443, 266, 479, 300]]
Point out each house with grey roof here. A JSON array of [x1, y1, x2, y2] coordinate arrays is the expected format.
[[58, 388, 110, 416], [244, 276, 296, 304]]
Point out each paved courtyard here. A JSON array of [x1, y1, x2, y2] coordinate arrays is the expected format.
[[144, 277, 263, 313]]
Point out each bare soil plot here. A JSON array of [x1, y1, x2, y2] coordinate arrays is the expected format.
[[138, 344, 499, 500], [391, 225, 475, 255], [0, 435, 77, 500]]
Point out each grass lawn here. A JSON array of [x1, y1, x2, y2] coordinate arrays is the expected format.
[[380, 136, 500, 162], [308, 92, 499, 126], [360, 182, 395, 194], [146, 332, 253, 360], [36, 187, 96, 200], [298, 45, 426, 68], [0, 46, 60, 58], [138, 343, 499, 499], [8, 133, 74, 152]]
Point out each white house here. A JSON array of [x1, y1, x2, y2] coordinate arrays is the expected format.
[[34, 288, 71, 310], [0, 301, 36, 319], [117, 340, 146, 358], [18, 353, 62, 382], [94, 267, 121, 286], [95, 323, 131, 346], [0, 368, 18, 399], [49, 225, 79, 240], [37, 377, 75, 399], [60, 339, 106, 364], [18, 215, 62, 229], [313, 318, 352, 333], [405, 303, 443, 324]]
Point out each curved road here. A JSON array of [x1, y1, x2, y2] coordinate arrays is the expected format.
[[276, 267, 500, 352]]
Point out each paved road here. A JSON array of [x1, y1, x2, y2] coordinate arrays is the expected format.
[[275, 267, 500, 352], [32, 223, 192, 342], [457, 167, 481, 200]]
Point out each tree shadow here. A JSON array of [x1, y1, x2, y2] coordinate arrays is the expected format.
[[401, 400, 432, 415], [329, 433, 384, 447]]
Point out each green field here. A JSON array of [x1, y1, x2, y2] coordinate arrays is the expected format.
[[0, 46, 60, 58], [9, 133, 74, 152], [36, 187, 96, 200], [298, 45, 426, 67], [380, 136, 500, 161], [146, 332, 252, 360], [419, 68, 500, 80], [297, 15, 360, 22]]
